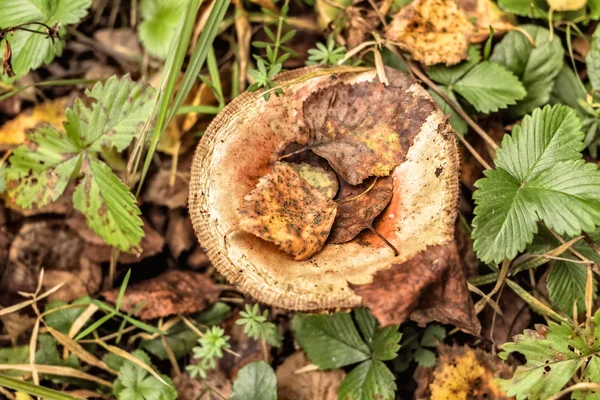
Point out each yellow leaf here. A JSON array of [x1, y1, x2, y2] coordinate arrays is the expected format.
[[547, 0, 586, 11], [15, 392, 33, 400], [0, 97, 68, 147], [430, 345, 513, 400], [386, 0, 474, 66]]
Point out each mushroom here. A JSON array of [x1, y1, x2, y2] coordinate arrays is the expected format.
[[189, 65, 479, 332]]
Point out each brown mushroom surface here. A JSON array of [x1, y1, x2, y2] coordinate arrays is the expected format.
[[189, 66, 477, 331]]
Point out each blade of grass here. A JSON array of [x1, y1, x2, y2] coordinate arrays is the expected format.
[[0, 282, 67, 317], [0, 365, 113, 387], [0, 374, 83, 400], [176, 105, 222, 115], [0, 79, 99, 103], [116, 269, 131, 310], [116, 301, 147, 344], [92, 300, 164, 335], [74, 312, 116, 341], [505, 279, 569, 326]]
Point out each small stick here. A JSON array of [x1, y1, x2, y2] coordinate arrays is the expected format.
[[367, 224, 399, 256]]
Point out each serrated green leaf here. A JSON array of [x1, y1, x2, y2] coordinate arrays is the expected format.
[[73, 156, 143, 252], [452, 61, 526, 113], [7, 125, 82, 208], [547, 260, 592, 314], [75, 75, 156, 152], [354, 308, 378, 345], [113, 349, 176, 400], [230, 361, 277, 400], [138, 0, 188, 59], [472, 105, 600, 263], [490, 25, 564, 116], [427, 46, 481, 86], [292, 313, 371, 369], [498, 313, 600, 400], [44, 296, 92, 334], [428, 87, 468, 135], [573, 357, 600, 400], [587, 25, 600, 92], [337, 359, 395, 400], [421, 325, 446, 347], [0, 345, 29, 377], [371, 325, 401, 361], [0, 0, 91, 79], [496, 0, 546, 17]]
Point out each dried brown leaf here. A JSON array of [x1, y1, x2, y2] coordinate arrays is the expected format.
[[2, 40, 15, 78], [386, 0, 473, 66], [304, 81, 436, 185], [457, 0, 515, 43], [102, 270, 221, 320], [351, 242, 480, 333], [238, 162, 337, 260], [291, 162, 339, 199], [329, 176, 393, 244], [276, 352, 344, 400]]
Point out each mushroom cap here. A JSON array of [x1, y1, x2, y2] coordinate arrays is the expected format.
[[189, 65, 460, 311]]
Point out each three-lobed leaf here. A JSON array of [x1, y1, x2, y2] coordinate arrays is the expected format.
[[337, 359, 396, 400], [113, 350, 176, 400], [472, 105, 600, 263]]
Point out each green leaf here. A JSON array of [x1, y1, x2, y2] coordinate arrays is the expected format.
[[73, 156, 143, 252], [7, 125, 82, 208], [550, 65, 595, 122], [490, 25, 564, 116], [573, 357, 600, 400], [590, 0, 600, 20], [0, 0, 91, 79], [413, 347, 437, 368], [230, 361, 277, 400], [472, 105, 600, 263], [0, 345, 29, 377], [370, 325, 401, 361], [138, 0, 188, 59], [452, 61, 526, 113], [587, 25, 600, 92], [427, 46, 481, 86], [35, 334, 82, 385], [0, 374, 82, 400], [75, 75, 156, 152], [421, 325, 446, 347], [337, 359, 395, 400], [44, 296, 91, 334], [141, 302, 231, 360], [354, 307, 379, 345], [498, 310, 600, 400], [547, 260, 592, 314], [113, 350, 176, 400], [0, 162, 6, 194], [292, 313, 371, 369], [496, 0, 546, 17], [428, 87, 468, 135]]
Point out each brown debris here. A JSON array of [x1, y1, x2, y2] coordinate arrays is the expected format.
[[304, 81, 436, 185], [276, 352, 345, 400], [102, 270, 221, 320], [328, 176, 393, 244], [480, 287, 531, 345], [238, 162, 337, 260], [386, 0, 473, 66], [174, 370, 232, 400], [351, 242, 480, 334], [457, 0, 515, 43]]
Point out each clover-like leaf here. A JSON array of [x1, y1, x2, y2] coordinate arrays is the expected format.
[[337, 359, 396, 400], [138, 0, 188, 59]]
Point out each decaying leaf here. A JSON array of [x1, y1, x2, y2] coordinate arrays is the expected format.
[[429, 345, 513, 400], [304, 81, 436, 185], [329, 176, 393, 244], [276, 352, 345, 400], [103, 270, 221, 320], [457, 0, 516, 43], [351, 242, 480, 334], [386, 0, 473, 66], [547, 0, 586, 11], [2, 40, 15, 78], [291, 162, 339, 199], [0, 97, 69, 148], [238, 162, 337, 261]]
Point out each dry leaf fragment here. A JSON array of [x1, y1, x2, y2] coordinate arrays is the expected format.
[[103, 270, 221, 320], [238, 162, 337, 260], [0, 97, 69, 148], [386, 0, 473, 66], [329, 176, 393, 244], [457, 0, 516, 43], [429, 345, 513, 400], [276, 352, 345, 400], [2, 40, 15, 78], [291, 162, 339, 199], [304, 81, 436, 185]]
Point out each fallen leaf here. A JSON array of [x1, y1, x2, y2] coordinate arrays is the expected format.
[[457, 0, 516, 43], [386, 0, 473, 66], [547, 0, 586, 11], [480, 287, 531, 344], [238, 162, 337, 260], [0, 97, 69, 148], [303, 81, 436, 185], [429, 345, 513, 400], [102, 270, 221, 320], [174, 370, 232, 400], [350, 242, 480, 334], [166, 210, 196, 259], [328, 176, 393, 244], [0, 312, 36, 343], [2, 40, 15, 78], [345, 7, 380, 50], [276, 352, 345, 400], [94, 28, 142, 59], [291, 162, 339, 199]]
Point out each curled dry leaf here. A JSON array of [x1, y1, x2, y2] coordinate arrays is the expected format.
[[329, 176, 393, 244], [189, 66, 466, 326], [304, 81, 436, 185], [428, 345, 513, 400], [386, 0, 473, 66], [102, 270, 221, 320], [276, 351, 345, 400], [238, 162, 337, 261], [291, 162, 339, 199]]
